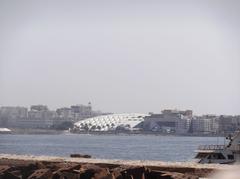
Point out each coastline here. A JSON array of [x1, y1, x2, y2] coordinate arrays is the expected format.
[[4, 128, 226, 137]]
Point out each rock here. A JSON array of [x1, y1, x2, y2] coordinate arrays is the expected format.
[[0, 165, 11, 174], [145, 170, 167, 179], [80, 164, 110, 179], [0, 165, 19, 179], [0, 157, 212, 179], [58, 164, 81, 172], [20, 163, 39, 178], [52, 170, 80, 179], [111, 170, 123, 179], [121, 166, 147, 179], [27, 169, 52, 179], [70, 154, 91, 158], [52, 164, 82, 179], [146, 170, 198, 179], [2, 172, 21, 179]]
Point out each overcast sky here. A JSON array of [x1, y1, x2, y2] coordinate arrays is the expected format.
[[0, 0, 240, 115]]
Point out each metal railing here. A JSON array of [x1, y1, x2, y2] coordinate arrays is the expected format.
[[198, 145, 226, 150], [229, 145, 240, 152]]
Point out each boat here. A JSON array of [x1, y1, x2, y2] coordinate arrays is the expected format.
[[194, 130, 240, 164], [0, 128, 12, 134]]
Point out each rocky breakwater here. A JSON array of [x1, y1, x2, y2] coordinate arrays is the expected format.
[[0, 154, 234, 179]]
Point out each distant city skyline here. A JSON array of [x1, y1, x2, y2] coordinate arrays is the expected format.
[[0, 104, 239, 116], [1, 0, 240, 115]]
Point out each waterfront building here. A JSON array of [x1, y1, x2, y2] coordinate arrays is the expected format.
[[191, 115, 219, 134], [71, 103, 93, 120], [74, 113, 147, 131], [0, 106, 28, 127], [13, 119, 55, 129], [143, 113, 175, 133], [162, 109, 193, 118], [176, 116, 191, 134], [28, 105, 57, 120], [232, 115, 240, 129], [56, 107, 73, 120], [30, 105, 48, 111], [6, 105, 56, 128], [218, 115, 236, 133], [0, 106, 28, 119], [143, 109, 192, 134]]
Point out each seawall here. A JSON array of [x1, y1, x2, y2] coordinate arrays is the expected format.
[[0, 154, 238, 178]]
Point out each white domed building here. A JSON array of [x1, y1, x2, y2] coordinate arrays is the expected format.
[[74, 113, 148, 131]]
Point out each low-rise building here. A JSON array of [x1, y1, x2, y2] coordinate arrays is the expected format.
[[74, 113, 147, 132], [143, 109, 192, 134]]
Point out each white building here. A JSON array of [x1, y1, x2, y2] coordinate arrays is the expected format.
[[74, 113, 147, 131], [192, 116, 219, 134]]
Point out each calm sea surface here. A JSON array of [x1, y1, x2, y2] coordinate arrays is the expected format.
[[0, 134, 225, 162]]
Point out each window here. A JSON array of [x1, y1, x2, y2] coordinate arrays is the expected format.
[[207, 153, 225, 160], [228, 155, 234, 160]]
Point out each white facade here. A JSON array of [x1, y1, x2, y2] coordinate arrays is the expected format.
[[192, 117, 219, 134], [74, 113, 147, 131]]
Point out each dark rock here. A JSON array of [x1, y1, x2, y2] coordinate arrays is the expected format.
[[0, 165, 11, 174], [144, 170, 163, 179], [70, 154, 91, 158], [0, 158, 209, 179], [20, 163, 39, 179], [52, 164, 81, 179], [146, 170, 198, 179], [121, 166, 147, 179], [111, 170, 123, 179], [58, 164, 81, 172], [52, 170, 80, 179], [2, 172, 21, 179], [27, 169, 52, 179], [80, 164, 110, 179], [35, 162, 46, 169]]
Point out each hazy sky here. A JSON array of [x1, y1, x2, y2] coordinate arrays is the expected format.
[[0, 0, 240, 115]]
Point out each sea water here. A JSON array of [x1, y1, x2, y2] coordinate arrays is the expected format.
[[0, 134, 225, 162]]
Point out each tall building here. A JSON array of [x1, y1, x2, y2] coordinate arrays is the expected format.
[[70, 103, 93, 120], [28, 105, 56, 120], [191, 115, 219, 134], [218, 115, 236, 133], [0, 106, 28, 127], [56, 107, 73, 119], [0, 106, 28, 119]]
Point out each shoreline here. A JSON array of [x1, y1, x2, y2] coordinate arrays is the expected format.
[[3, 128, 226, 137]]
